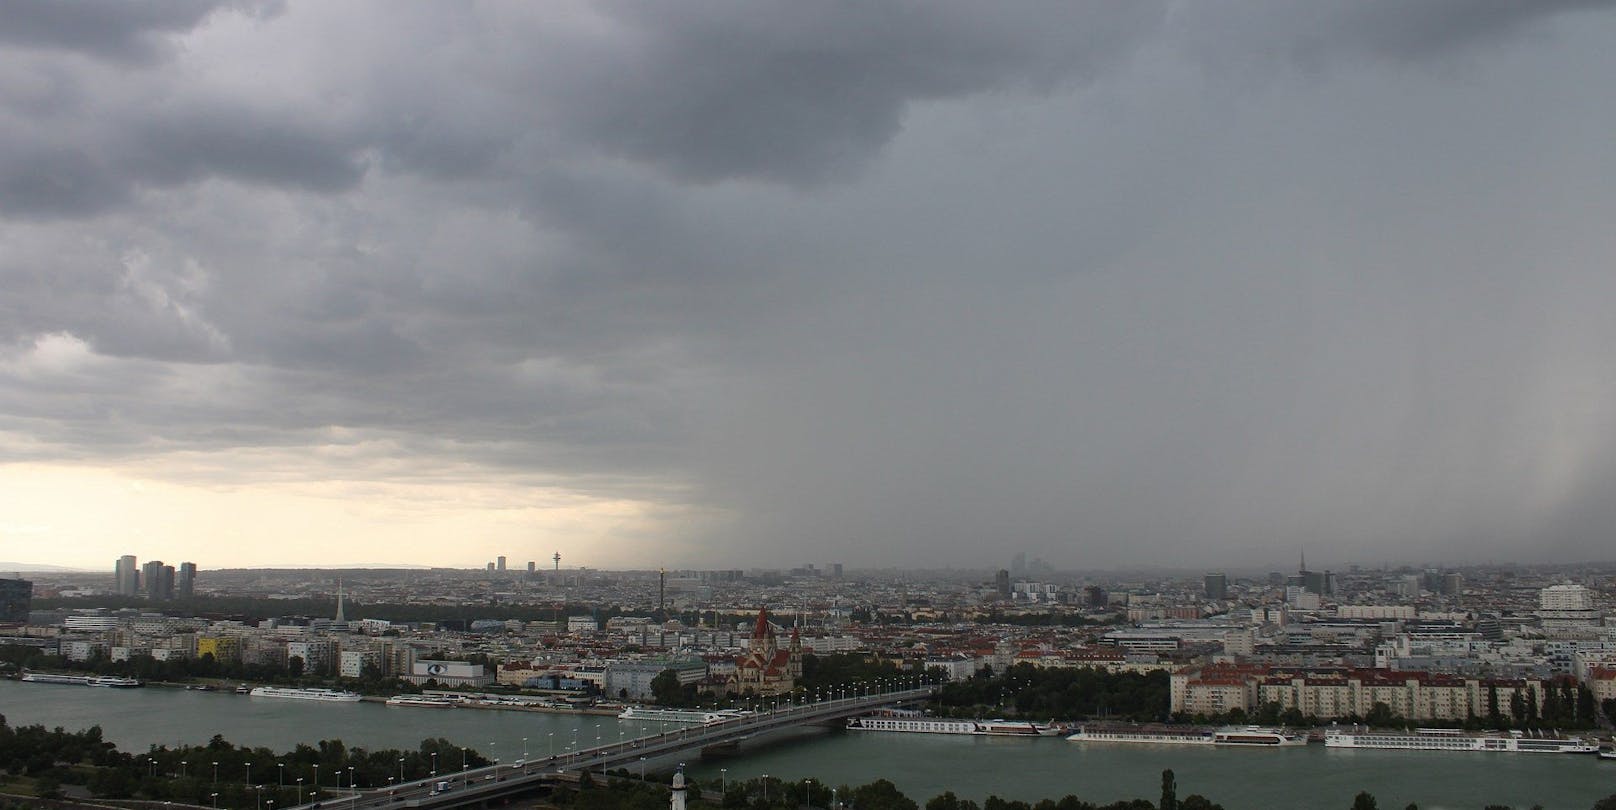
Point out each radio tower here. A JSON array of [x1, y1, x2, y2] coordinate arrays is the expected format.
[[553, 552, 561, 572]]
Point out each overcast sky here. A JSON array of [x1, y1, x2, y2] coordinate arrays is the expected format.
[[3, 1, 1615, 572]]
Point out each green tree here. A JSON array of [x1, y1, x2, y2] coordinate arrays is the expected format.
[[1159, 770, 1176, 810], [850, 780, 918, 810], [1349, 792, 1376, 810]]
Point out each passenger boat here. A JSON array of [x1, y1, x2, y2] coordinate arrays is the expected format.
[[1067, 724, 1302, 746], [617, 707, 752, 725], [248, 686, 362, 702], [20, 672, 92, 686], [1211, 726, 1307, 746], [386, 695, 459, 708], [1324, 726, 1598, 754], [87, 676, 143, 688], [848, 709, 1061, 736]]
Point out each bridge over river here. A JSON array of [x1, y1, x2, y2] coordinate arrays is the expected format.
[[286, 686, 937, 810]]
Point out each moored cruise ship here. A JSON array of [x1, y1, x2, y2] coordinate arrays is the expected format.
[[618, 707, 753, 725], [848, 710, 1062, 737], [1067, 724, 1302, 746], [249, 686, 363, 702], [386, 695, 459, 708], [21, 672, 92, 686], [1325, 726, 1598, 754], [87, 676, 143, 688], [20, 672, 143, 688], [1211, 726, 1307, 746]]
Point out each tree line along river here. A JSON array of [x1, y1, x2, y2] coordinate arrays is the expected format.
[[1, 681, 1612, 810]]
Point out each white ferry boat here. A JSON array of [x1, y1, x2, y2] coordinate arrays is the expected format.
[[87, 676, 143, 688], [1067, 724, 1302, 746], [386, 695, 459, 708], [21, 672, 92, 686], [1066, 725, 1214, 745], [1324, 726, 1598, 754], [19, 672, 142, 688], [848, 710, 1062, 737], [617, 707, 753, 725], [1211, 726, 1306, 746], [249, 686, 362, 702]]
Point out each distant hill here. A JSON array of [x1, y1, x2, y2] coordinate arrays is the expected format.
[[0, 561, 91, 573]]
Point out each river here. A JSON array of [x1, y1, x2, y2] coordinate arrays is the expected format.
[[1, 681, 1610, 810]]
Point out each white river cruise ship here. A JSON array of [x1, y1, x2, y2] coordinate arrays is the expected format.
[[248, 686, 363, 702], [1324, 726, 1598, 754], [848, 709, 1061, 737]]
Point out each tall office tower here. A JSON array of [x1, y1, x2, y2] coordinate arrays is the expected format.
[[1441, 573, 1463, 596], [0, 578, 31, 623], [486, 562, 496, 572], [994, 568, 1011, 598], [115, 555, 139, 596], [177, 562, 197, 599], [1084, 585, 1109, 608], [829, 562, 843, 579], [142, 560, 173, 600], [497, 555, 507, 572], [1204, 572, 1228, 601], [527, 560, 536, 574]]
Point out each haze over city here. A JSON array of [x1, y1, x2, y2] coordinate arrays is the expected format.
[[3, 2, 1616, 571]]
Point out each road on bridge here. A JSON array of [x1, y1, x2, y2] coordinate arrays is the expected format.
[[285, 686, 937, 810]]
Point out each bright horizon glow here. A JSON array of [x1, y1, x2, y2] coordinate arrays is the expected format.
[[0, 462, 707, 571]]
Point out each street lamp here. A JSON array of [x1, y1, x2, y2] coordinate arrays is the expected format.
[[347, 766, 354, 791], [211, 792, 219, 809], [429, 753, 437, 777], [212, 761, 219, 787], [397, 757, 404, 785], [254, 784, 263, 810], [547, 733, 554, 757], [313, 764, 320, 795], [180, 761, 188, 779], [640, 757, 648, 780], [719, 768, 726, 795], [246, 762, 252, 787], [296, 777, 304, 804], [278, 763, 284, 788], [762, 774, 769, 802], [522, 737, 528, 760]]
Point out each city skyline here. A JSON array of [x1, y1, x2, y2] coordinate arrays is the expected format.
[[5, 3, 1616, 570]]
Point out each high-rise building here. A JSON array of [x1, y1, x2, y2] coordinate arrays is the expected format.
[[527, 560, 536, 574], [142, 560, 174, 600], [177, 562, 197, 599], [1539, 584, 1599, 629], [994, 569, 1011, 598], [1441, 573, 1463, 596], [115, 555, 139, 596], [0, 578, 31, 623], [1083, 585, 1109, 608], [497, 556, 507, 572], [1204, 573, 1228, 601]]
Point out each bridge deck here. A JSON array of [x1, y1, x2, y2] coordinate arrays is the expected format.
[[285, 687, 936, 810]]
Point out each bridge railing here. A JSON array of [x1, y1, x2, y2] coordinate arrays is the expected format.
[[283, 686, 938, 810]]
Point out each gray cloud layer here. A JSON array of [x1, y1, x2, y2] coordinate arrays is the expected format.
[[2, 1, 1615, 567]]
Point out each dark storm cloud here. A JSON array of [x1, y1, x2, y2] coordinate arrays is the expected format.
[[0, 0, 273, 64], [1172, 0, 1612, 70], [564, 2, 1165, 185], [3, 1, 1616, 566]]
